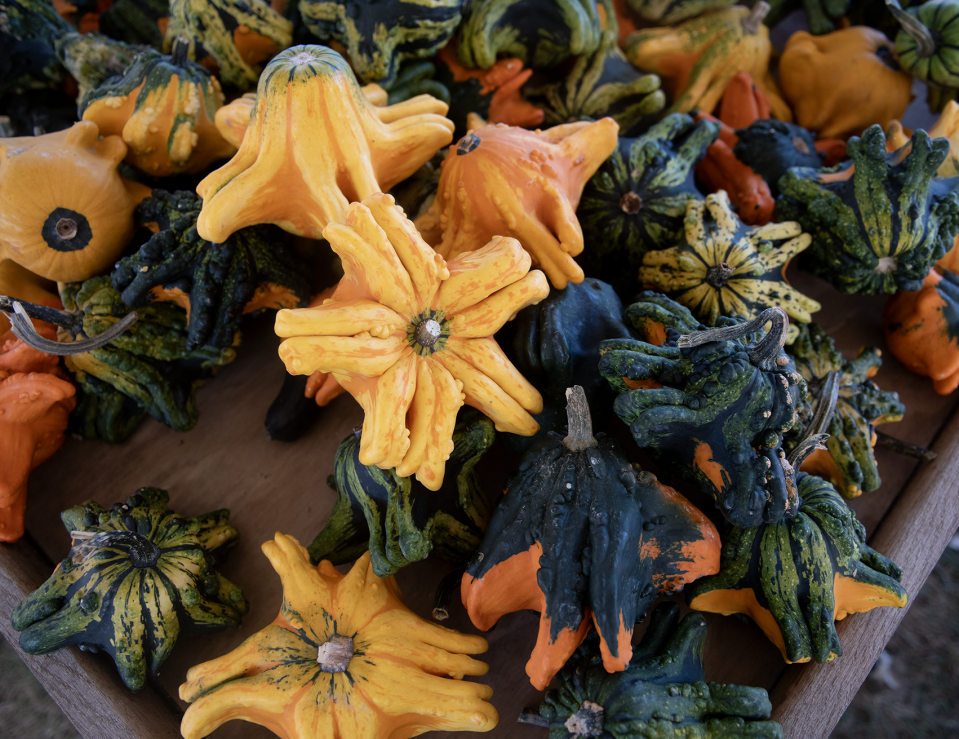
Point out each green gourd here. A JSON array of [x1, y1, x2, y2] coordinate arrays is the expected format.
[[764, 0, 850, 35], [99, 0, 170, 48], [626, 0, 737, 24], [308, 410, 495, 577], [890, 0, 959, 112], [12, 488, 248, 691], [776, 125, 959, 295], [70, 372, 149, 443], [0, 0, 72, 96], [57, 32, 150, 102], [732, 119, 826, 198]]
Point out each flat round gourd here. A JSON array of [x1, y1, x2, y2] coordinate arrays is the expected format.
[[462, 386, 721, 690], [12, 487, 248, 690], [179, 534, 497, 739], [687, 474, 908, 664]]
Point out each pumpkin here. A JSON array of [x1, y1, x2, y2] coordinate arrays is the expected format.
[[62, 276, 236, 433], [776, 125, 959, 295], [196, 45, 454, 242], [163, 0, 293, 89], [462, 386, 721, 690], [299, 0, 462, 86], [0, 0, 72, 96], [12, 487, 248, 690], [416, 120, 619, 290], [276, 193, 549, 490], [309, 410, 495, 576], [112, 189, 310, 350], [456, 0, 604, 70], [71, 371, 149, 443], [688, 474, 908, 664], [778, 27, 913, 139], [639, 191, 820, 342], [179, 535, 497, 739], [884, 268, 959, 394], [733, 119, 827, 198], [535, 603, 784, 739], [0, 123, 150, 284], [522, 30, 665, 135], [98, 0, 169, 47], [787, 323, 904, 498], [599, 306, 810, 528], [625, 0, 737, 25], [56, 32, 149, 101], [764, 0, 850, 35], [890, 0, 959, 112], [576, 113, 718, 299]]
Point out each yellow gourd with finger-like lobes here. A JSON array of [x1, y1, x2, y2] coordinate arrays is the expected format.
[[196, 45, 454, 243]]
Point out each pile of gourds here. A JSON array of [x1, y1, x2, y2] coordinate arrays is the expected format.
[[4, 0, 959, 736]]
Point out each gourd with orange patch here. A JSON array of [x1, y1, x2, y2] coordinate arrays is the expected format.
[[687, 473, 908, 664], [462, 386, 720, 690]]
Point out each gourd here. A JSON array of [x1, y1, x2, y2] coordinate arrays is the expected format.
[[687, 474, 908, 664], [179, 535, 497, 739], [112, 189, 310, 350], [62, 276, 236, 434], [787, 323, 905, 497], [534, 603, 784, 739], [12, 488, 248, 690], [71, 371, 149, 443], [764, 0, 850, 35], [890, 0, 959, 112], [308, 410, 495, 576], [639, 191, 820, 342], [626, 0, 737, 24], [0, 122, 150, 284], [522, 30, 665, 136], [416, 119, 619, 290], [462, 386, 720, 690], [884, 268, 959, 394], [778, 27, 913, 139], [599, 307, 810, 528], [776, 125, 959, 295], [56, 32, 149, 101], [163, 0, 293, 89], [0, 0, 72, 96], [276, 193, 549, 490], [298, 0, 463, 86], [456, 0, 604, 70], [885, 101, 959, 178], [98, 0, 170, 47], [196, 45, 454, 242], [80, 43, 235, 177], [576, 113, 719, 299], [717, 70, 771, 129], [0, 260, 61, 336], [733, 120, 827, 198]]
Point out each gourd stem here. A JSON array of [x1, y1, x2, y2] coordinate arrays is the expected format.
[[677, 307, 789, 372], [876, 430, 937, 463], [3, 300, 138, 356], [787, 370, 839, 468], [563, 386, 597, 452], [885, 0, 935, 59], [516, 712, 550, 728], [171, 37, 190, 66], [742, 1, 770, 35], [0, 296, 82, 334], [432, 569, 464, 621]]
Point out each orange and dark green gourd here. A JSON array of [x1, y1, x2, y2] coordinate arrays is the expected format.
[[599, 305, 809, 528], [462, 386, 721, 690], [776, 125, 959, 295], [687, 474, 908, 664], [309, 410, 495, 577], [12, 487, 248, 690], [890, 0, 959, 112], [533, 603, 784, 738]]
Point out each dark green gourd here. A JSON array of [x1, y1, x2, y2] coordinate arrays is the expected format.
[[0, 0, 73, 96], [733, 119, 825, 197]]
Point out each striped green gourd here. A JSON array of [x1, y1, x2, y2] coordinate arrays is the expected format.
[[890, 0, 959, 112]]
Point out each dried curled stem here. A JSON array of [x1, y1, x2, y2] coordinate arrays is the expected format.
[[1, 298, 137, 356], [788, 370, 839, 469], [677, 307, 789, 372]]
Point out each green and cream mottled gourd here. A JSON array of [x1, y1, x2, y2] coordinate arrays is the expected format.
[[12, 488, 248, 691], [456, 0, 604, 70], [70, 372, 149, 443], [308, 410, 495, 577], [299, 0, 463, 86], [688, 474, 908, 664], [599, 306, 809, 528], [576, 113, 719, 299], [777, 125, 959, 295], [626, 0, 737, 24], [112, 190, 310, 350], [163, 0, 293, 89], [56, 32, 150, 101], [0, 0, 72, 95], [536, 603, 784, 739], [786, 323, 904, 498], [61, 276, 236, 434], [890, 0, 959, 112], [639, 191, 820, 343], [99, 0, 170, 48], [522, 30, 664, 135]]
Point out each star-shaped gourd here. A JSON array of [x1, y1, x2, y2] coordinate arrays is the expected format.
[[179, 533, 498, 739], [415, 120, 619, 289], [639, 190, 820, 343], [276, 193, 549, 490], [195, 45, 454, 243]]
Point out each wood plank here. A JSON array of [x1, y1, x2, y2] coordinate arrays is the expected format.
[[769, 407, 959, 737]]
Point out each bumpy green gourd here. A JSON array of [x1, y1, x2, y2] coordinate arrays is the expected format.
[[112, 190, 310, 350], [599, 306, 808, 528], [308, 410, 495, 577], [57, 33, 150, 102], [776, 125, 959, 295], [786, 323, 904, 498], [621, 290, 701, 345], [0, 0, 72, 95], [522, 30, 664, 135], [687, 474, 908, 664], [71, 372, 150, 443], [576, 114, 719, 299], [12, 488, 248, 691], [536, 603, 783, 739], [61, 276, 235, 433], [99, 0, 170, 47], [299, 0, 463, 86]]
